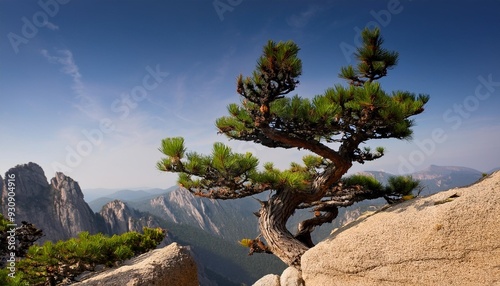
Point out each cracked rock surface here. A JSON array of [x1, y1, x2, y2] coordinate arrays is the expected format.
[[301, 171, 500, 286]]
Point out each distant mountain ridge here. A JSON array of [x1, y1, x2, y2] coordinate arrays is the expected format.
[[488, 167, 500, 173], [87, 187, 174, 213], [83, 187, 173, 202], [361, 165, 484, 196]]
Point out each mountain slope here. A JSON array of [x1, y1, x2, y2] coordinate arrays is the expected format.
[[0, 162, 281, 285], [126, 165, 486, 248], [88, 197, 115, 213], [129, 188, 261, 242]]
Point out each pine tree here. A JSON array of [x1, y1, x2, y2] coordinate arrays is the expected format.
[[12, 227, 165, 285], [157, 28, 429, 268], [0, 215, 44, 266]]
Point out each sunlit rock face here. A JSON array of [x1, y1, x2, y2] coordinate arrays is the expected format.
[[73, 242, 199, 286], [99, 199, 161, 235], [1, 162, 102, 243], [301, 172, 500, 286], [0, 162, 158, 243]]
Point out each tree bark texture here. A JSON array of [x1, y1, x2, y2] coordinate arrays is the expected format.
[[257, 189, 309, 267], [257, 162, 351, 268]]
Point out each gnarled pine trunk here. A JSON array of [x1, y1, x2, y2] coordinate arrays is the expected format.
[[257, 163, 351, 268], [258, 189, 309, 267]]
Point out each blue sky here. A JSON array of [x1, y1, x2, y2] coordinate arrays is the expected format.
[[1, 0, 499, 190]]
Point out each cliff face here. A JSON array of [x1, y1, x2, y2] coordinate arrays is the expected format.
[[0, 162, 93, 242], [300, 171, 500, 286], [0, 163, 157, 243], [51, 172, 103, 238], [149, 189, 223, 236], [99, 200, 161, 235], [145, 188, 261, 241]]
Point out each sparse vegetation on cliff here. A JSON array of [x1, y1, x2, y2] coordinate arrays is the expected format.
[[0, 226, 165, 286]]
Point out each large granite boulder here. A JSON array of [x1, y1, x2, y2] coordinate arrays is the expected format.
[[301, 171, 500, 286], [74, 242, 198, 286]]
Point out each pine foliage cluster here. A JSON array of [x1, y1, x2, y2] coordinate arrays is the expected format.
[[158, 28, 429, 201], [216, 31, 429, 165]]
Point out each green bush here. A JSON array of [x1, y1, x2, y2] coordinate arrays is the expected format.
[[1, 227, 166, 286]]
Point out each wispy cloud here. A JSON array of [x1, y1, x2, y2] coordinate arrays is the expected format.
[[41, 49, 101, 119], [41, 49, 83, 93], [287, 6, 321, 28]]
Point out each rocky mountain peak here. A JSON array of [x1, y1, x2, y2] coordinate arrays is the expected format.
[[3, 162, 49, 199], [0, 162, 102, 242], [50, 171, 86, 201], [1, 162, 157, 244], [149, 188, 224, 237], [100, 199, 161, 235]]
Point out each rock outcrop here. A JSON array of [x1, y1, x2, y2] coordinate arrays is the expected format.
[[0, 163, 103, 242], [73, 242, 199, 286], [0, 162, 161, 243], [51, 171, 103, 238], [99, 200, 162, 234], [301, 171, 500, 286]]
